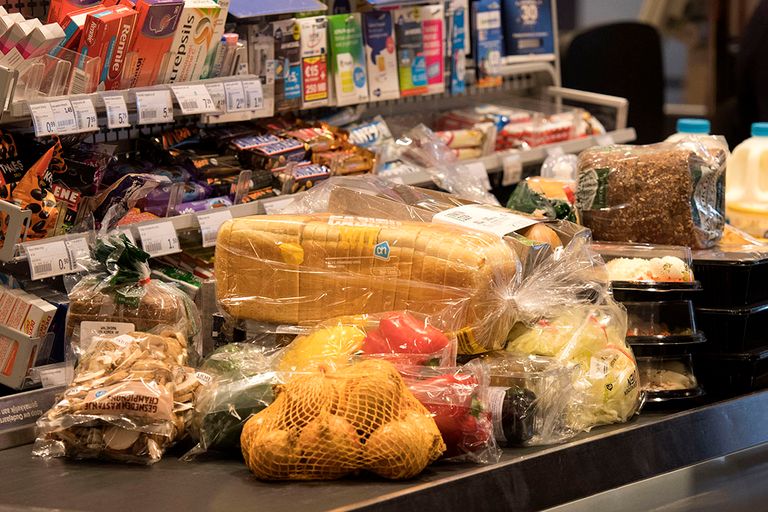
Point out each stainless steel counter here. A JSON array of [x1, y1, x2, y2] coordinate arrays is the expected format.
[[0, 391, 767, 512]]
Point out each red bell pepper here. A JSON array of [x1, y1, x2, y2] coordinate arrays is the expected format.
[[361, 312, 450, 366]]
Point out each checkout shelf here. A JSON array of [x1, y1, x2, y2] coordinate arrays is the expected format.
[[0, 390, 767, 512]]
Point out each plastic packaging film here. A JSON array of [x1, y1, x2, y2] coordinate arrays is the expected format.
[[575, 138, 728, 249], [214, 213, 519, 354]]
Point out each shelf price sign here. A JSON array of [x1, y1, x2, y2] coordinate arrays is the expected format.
[[24, 240, 72, 280], [135, 90, 174, 125], [70, 98, 99, 132], [101, 94, 131, 129], [138, 221, 180, 257], [242, 80, 264, 111], [197, 209, 232, 248], [204, 82, 226, 112], [224, 81, 246, 112], [171, 84, 216, 115], [48, 99, 78, 135], [29, 102, 57, 137]]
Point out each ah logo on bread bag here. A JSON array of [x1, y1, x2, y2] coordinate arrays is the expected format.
[[374, 241, 390, 261]]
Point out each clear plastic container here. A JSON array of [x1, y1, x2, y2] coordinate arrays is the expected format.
[[625, 300, 704, 344], [665, 118, 711, 142], [637, 354, 702, 401], [726, 122, 768, 238]]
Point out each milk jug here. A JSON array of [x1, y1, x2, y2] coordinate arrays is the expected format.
[[726, 123, 768, 238]]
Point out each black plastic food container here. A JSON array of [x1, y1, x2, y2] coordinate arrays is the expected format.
[[625, 300, 705, 345], [694, 348, 768, 396], [692, 258, 768, 307], [695, 301, 768, 352], [612, 281, 702, 303]]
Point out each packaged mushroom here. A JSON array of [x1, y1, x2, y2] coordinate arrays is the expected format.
[[33, 331, 206, 464], [66, 234, 201, 360]]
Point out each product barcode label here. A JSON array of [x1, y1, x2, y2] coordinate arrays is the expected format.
[[224, 81, 246, 112], [69, 68, 88, 95], [488, 386, 509, 444], [171, 84, 215, 115], [138, 221, 180, 257], [39, 366, 68, 388], [135, 90, 174, 125], [70, 98, 98, 132], [28, 102, 57, 137], [433, 204, 539, 238], [101, 94, 131, 129], [589, 356, 611, 380], [24, 240, 72, 280], [197, 209, 233, 248], [49, 99, 78, 134], [65, 236, 89, 271], [242, 80, 264, 110]]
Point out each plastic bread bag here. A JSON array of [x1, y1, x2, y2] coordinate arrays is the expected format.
[[240, 359, 445, 480], [185, 343, 280, 458], [375, 124, 499, 205], [274, 312, 457, 373], [505, 302, 642, 432], [401, 364, 501, 464], [472, 352, 578, 447], [66, 234, 201, 361], [576, 139, 728, 249], [215, 213, 519, 354], [33, 331, 205, 464]]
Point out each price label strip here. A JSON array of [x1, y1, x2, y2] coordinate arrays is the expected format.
[[49, 99, 78, 135], [28, 102, 57, 137], [171, 84, 216, 115], [205, 82, 226, 112], [242, 80, 264, 111], [24, 241, 72, 280], [197, 209, 232, 248], [224, 81, 246, 112], [70, 98, 98, 132], [138, 221, 180, 257], [65, 237, 90, 271], [135, 90, 174, 125], [101, 94, 131, 129]]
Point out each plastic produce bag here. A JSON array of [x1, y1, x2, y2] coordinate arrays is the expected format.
[[186, 343, 279, 457], [506, 176, 577, 222], [576, 140, 727, 249], [506, 302, 642, 431], [66, 234, 201, 359], [215, 213, 518, 354], [475, 353, 578, 446], [240, 359, 445, 480], [274, 312, 457, 373], [33, 331, 203, 464], [403, 364, 500, 463]]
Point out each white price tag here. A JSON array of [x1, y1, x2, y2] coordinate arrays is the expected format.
[[546, 145, 565, 158], [138, 221, 180, 257], [102, 94, 131, 129], [24, 241, 72, 280], [242, 79, 264, 110], [432, 204, 539, 238], [502, 154, 523, 186], [263, 197, 294, 214], [172, 84, 215, 114], [65, 237, 90, 271], [596, 133, 615, 146], [464, 161, 493, 191], [197, 209, 232, 248], [39, 366, 67, 388], [205, 82, 226, 112], [135, 90, 174, 125], [224, 81, 246, 112], [29, 102, 57, 137], [70, 98, 98, 132], [49, 99, 78, 134]]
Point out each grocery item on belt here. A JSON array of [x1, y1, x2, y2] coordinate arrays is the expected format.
[[33, 330, 202, 464], [576, 141, 727, 249], [240, 359, 445, 480], [215, 213, 518, 353]]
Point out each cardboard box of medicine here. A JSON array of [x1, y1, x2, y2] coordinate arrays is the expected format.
[[421, 4, 445, 95], [0, 334, 40, 389], [298, 16, 329, 108], [393, 7, 427, 97], [200, 0, 229, 79], [53, 5, 111, 56], [47, 0, 110, 24], [272, 18, 302, 112], [0, 19, 41, 56], [327, 13, 368, 106], [0, 289, 26, 326], [122, 0, 183, 88], [162, 0, 220, 84], [78, 6, 138, 90], [362, 10, 399, 102], [22, 299, 57, 338], [0, 13, 26, 40]]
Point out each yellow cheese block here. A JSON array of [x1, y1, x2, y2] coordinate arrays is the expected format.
[[215, 213, 520, 353]]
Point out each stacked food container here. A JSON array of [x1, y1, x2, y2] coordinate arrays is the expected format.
[[595, 243, 706, 405], [692, 237, 768, 395]]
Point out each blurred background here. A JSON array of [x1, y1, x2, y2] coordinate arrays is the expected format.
[[556, 0, 762, 147]]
